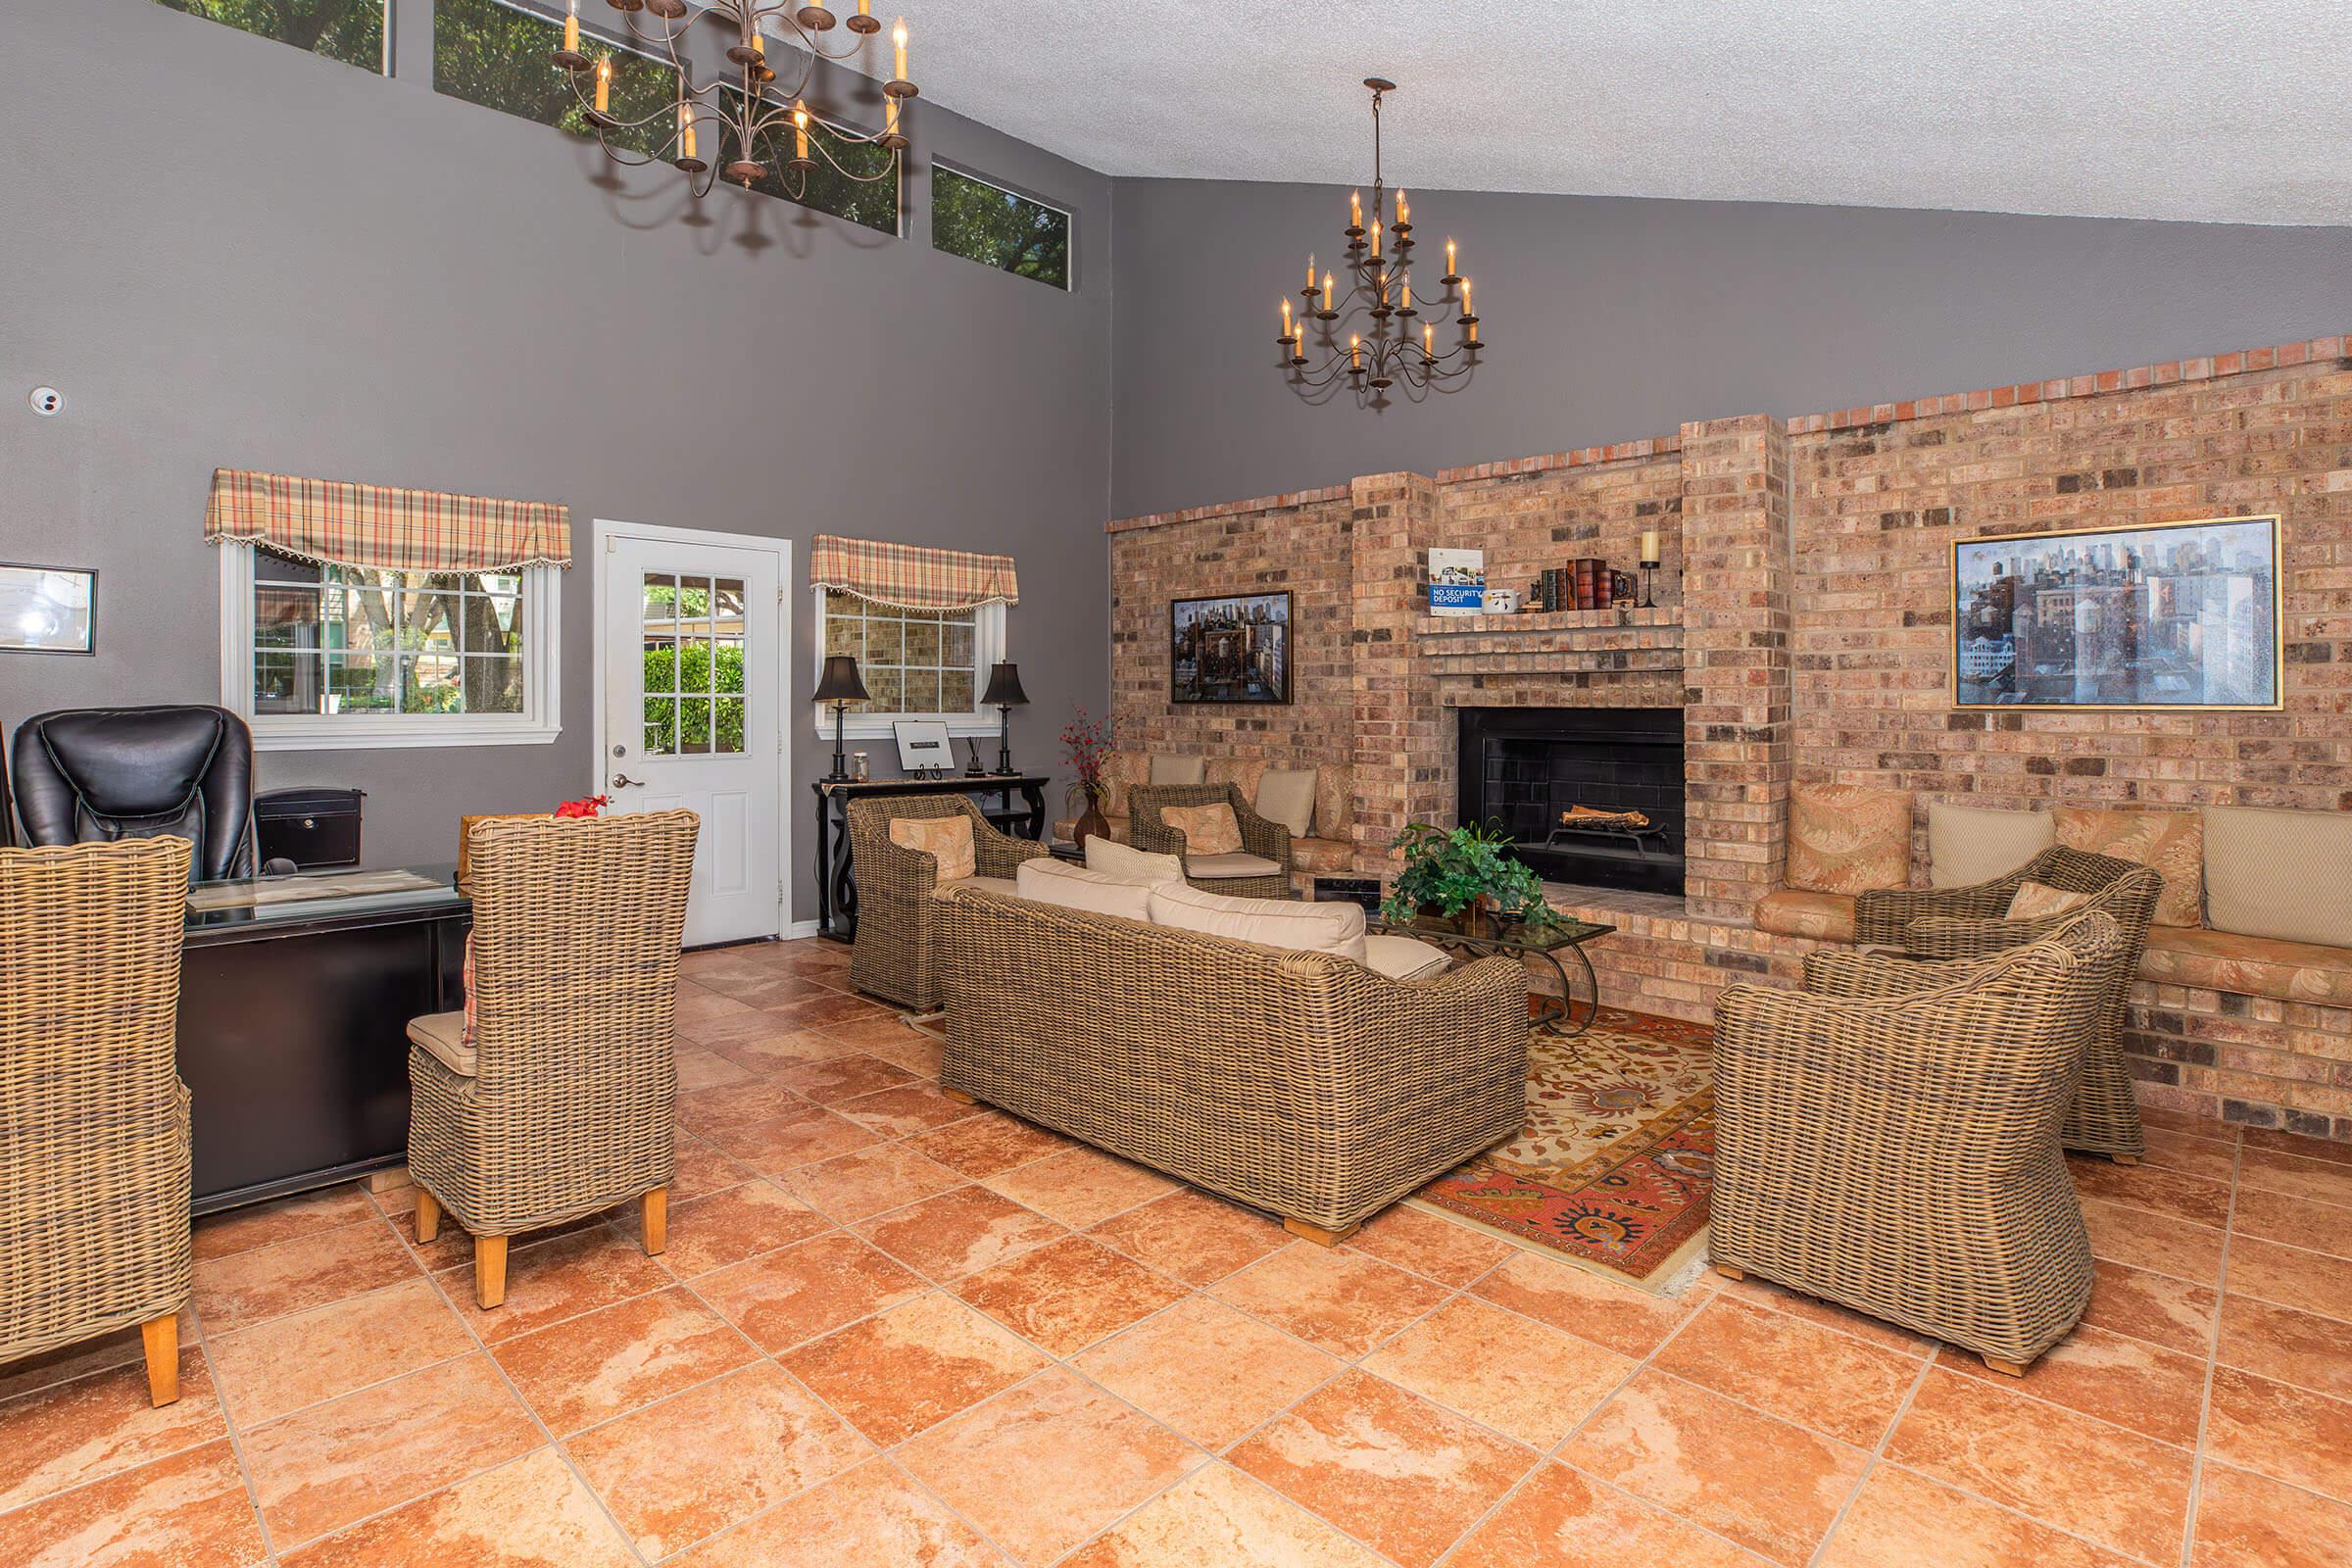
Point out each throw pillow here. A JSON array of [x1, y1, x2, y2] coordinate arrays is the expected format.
[[2007, 881, 2091, 921], [1014, 858, 1155, 920], [1082, 837, 1186, 888], [1255, 767, 1318, 838], [889, 814, 976, 882], [1929, 801, 2056, 888], [1313, 764, 1352, 840], [1099, 751, 1147, 820], [1786, 783, 1914, 895], [1147, 882, 1368, 963], [1163, 803, 1244, 856], [2201, 805, 2352, 948], [2053, 806, 2202, 928], [1149, 754, 1207, 786]]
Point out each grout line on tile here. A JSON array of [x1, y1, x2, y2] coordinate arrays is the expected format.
[[2177, 1130, 2246, 1568]]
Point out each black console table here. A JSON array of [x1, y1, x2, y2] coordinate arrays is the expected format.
[[181, 864, 469, 1213], [812, 775, 1050, 941]]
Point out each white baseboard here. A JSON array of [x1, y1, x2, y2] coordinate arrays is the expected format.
[[784, 918, 825, 940]]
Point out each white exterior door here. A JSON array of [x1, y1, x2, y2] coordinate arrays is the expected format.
[[600, 528, 786, 948]]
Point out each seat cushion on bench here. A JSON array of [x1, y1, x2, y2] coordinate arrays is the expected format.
[[407, 1010, 475, 1078], [1753, 889, 1858, 943], [2139, 924, 2352, 1006], [1291, 837, 1354, 874]]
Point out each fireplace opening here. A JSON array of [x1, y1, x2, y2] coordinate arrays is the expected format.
[[1456, 708, 1685, 897]]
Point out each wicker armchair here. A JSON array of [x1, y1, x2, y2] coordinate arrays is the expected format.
[[408, 810, 697, 1310], [1854, 845, 2158, 1163], [1713, 909, 2127, 1373], [0, 837, 194, 1406], [1129, 782, 1297, 900], [847, 794, 1052, 1013]]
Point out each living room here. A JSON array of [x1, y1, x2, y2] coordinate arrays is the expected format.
[[1, 3, 2348, 1566]]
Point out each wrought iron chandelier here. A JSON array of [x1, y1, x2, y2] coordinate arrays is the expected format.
[[550, 0, 917, 201], [1278, 78, 1484, 402]]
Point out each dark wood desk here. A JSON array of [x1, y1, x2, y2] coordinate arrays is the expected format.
[[811, 775, 1050, 941], [182, 865, 468, 1214]]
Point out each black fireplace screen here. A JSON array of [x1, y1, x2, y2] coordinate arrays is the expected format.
[[1456, 708, 1685, 896]]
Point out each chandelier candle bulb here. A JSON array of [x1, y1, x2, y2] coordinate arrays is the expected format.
[[594, 54, 610, 114], [1446, 236, 1457, 279], [1322, 271, 1336, 316], [894, 19, 907, 82], [1350, 190, 1362, 230], [1349, 334, 1362, 370], [795, 101, 809, 161], [885, 92, 900, 137], [564, 1, 579, 55]]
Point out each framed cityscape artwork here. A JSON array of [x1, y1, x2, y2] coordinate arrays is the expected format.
[[1170, 591, 1292, 704], [1951, 514, 2281, 710]]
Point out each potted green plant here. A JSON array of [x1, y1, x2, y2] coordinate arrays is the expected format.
[[1382, 820, 1562, 936]]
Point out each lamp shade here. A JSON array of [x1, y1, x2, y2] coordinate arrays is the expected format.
[[814, 654, 868, 704], [980, 662, 1029, 707]]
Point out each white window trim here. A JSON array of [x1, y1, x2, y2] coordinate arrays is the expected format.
[[808, 587, 1004, 742], [217, 543, 564, 752]]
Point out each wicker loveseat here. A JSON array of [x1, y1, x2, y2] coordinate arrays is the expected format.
[[1129, 782, 1297, 900], [1713, 910, 2127, 1373], [932, 882, 1529, 1244], [846, 794, 1052, 1013]]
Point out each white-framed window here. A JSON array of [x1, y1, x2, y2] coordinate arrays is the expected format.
[[811, 588, 1004, 741], [218, 544, 563, 751]]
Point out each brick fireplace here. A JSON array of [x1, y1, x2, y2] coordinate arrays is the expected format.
[[1457, 707, 1686, 896], [1109, 333, 2352, 1142]]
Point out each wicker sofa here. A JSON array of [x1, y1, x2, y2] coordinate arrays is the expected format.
[[932, 882, 1529, 1244], [1714, 910, 2126, 1373], [1053, 752, 1354, 889]]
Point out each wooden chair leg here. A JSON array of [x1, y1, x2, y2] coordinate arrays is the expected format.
[[641, 1187, 667, 1256], [1282, 1216, 1359, 1248], [2110, 1153, 2141, 1166], [474, 1235, 509, 1310], [941, 1086, 977, 1105], [140, 1313, 179, 1407], [1982, 1354, 2030, 1377], [416, 1188, 441, 1245], [1714, 1263, 1747, 1282]]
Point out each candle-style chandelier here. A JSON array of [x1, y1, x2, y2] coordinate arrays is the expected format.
[[550, 0, 917, 202], [1278, 78, 1485, 402]]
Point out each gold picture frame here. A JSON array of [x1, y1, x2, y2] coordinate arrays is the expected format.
[[1949, 514, 2283, 711]]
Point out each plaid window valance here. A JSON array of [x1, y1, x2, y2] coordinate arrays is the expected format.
[[808, 533, 1018, 612], [204, 468, 571, 573]]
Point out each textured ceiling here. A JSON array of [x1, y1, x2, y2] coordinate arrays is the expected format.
[[862, 0, 2350, 224]]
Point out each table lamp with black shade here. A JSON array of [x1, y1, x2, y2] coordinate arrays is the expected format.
[[814, 655, 868, 781], [981, 662, 1029, 775]]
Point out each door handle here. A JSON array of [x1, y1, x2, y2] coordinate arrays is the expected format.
[[611, 774, 646, 789]]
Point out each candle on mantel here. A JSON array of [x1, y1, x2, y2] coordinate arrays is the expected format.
[[794, 100, 809, 160], [594, 54, 611, 113], [1642, 530, 1661, 565], [564, 0, 579, 55]]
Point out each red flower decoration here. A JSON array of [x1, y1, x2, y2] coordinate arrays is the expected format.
[[553, 795, 610, 819]]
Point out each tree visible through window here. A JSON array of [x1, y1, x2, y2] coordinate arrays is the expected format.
[[434, 0, 677, 160], [154, 0, 387, 72], [931, 166, 1070, 290], [642, 576, 748, 755], [251, 549, 528, 717]]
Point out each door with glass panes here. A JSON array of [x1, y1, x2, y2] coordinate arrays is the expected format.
[[601, 533, 783, 947]]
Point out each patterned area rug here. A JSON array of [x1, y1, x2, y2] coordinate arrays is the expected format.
[[1413, 1006, 1715, 1294]]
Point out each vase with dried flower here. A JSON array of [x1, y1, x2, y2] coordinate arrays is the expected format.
[[1060, 706, 1116, 847]]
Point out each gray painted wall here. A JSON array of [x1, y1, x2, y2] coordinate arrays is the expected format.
[[0, 0, 1111, 923], [1109, 178, 2352, 519]]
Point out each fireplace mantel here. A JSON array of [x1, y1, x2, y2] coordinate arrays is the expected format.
[[1417, 606, 1684, 679]]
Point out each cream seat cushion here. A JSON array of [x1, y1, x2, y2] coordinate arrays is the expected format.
[[1184, 852, 1283, 880], [1082, 838, 1185, 887], [932, 875, 1019, 901], [1363, 933, 1451, 982], [1015, 858, 1155, 920], [2202, 805, 2352, 948], [407, 1010, 475, 1078], [1255, 767, 1318, 838], [1929, 802, 2055, 888], [1147, 883, 1368, 962]]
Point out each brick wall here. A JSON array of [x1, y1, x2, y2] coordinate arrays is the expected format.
[[1105, 333, 2352, 1142]]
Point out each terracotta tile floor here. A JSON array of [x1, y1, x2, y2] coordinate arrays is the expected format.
[[2, 937, 2348, 1566]]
